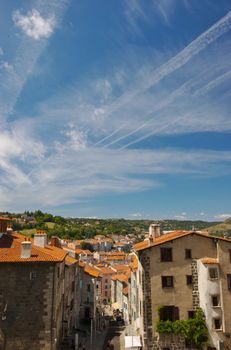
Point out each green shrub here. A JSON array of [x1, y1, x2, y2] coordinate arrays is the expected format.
[[156, 308, 208, 350]]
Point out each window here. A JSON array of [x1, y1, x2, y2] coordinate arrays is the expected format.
[[160, 248, 172, 262], [209, 268, 218, 280], [229, 249, 231, 263], [186, 275, 193, 285], [87, 284, 91, 292], [30, 272, 36, 280], [105, 279, 108, 283], [185, 249, 192, 259], [105, 285, 108, 290], [211, 295, 220, 307], [213, 318, 222, 330], [162, 276, 174, 288], [188, 311, 195, 319], [105, 291, 107, 297], [71, 281, 75, 292], [159, 306, 179, 321], [227, 274, 231, 290]]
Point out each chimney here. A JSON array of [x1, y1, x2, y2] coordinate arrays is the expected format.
[[34, 230, 47, 248], [21, 241, 32, 259], [6, 225, 13, 234], [50, 236, 61, 248], [149, 223, 161, 241]]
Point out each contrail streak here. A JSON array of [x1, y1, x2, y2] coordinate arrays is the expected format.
[[97, 10, 231, 148]]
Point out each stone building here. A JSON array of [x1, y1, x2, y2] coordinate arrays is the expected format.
[[0, 228, 67, 350], [63, 255, 78, 338], [134, 225, 231, 350]]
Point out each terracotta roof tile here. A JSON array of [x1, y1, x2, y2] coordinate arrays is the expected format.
[[134, 230, 231, 252], [84, 264, 101, 278], [65, 255, 78, 266], [0, 232, 67, 263], [201, 257, 219, 264]]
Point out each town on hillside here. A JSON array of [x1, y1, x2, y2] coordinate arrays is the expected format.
[[0, 215, 231, 350]]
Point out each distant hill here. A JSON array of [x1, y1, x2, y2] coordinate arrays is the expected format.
[[206, 218, 231, 237], [0, 210, 221, 240]]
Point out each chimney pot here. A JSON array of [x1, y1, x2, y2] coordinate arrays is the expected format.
[[34, 232, 47, 248], [21, 241, 32, 259]]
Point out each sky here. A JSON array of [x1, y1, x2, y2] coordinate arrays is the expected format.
[[0, 0, 231, 221]]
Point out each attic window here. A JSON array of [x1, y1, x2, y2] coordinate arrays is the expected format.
[[30, 272, 36, 280]]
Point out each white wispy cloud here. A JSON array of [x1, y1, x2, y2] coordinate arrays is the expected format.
[[13, 9, 56, 40], [214, 213, 231, 220], [0, 0, 68, 127], [0, 146, 231, 211]]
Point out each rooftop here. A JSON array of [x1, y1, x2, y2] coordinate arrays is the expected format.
[[133, 230, 231, 252], [0, 232, 67, 263]]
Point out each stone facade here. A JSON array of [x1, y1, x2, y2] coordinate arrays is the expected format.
[[0, 262, 64, 350], [137, 232, 231, 350], [140, 252, 152, 349], [191, 259, 200, 310], [153, 334, 188, 350]]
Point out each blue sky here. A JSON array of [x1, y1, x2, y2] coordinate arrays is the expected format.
[[0, 0, 231, 221]]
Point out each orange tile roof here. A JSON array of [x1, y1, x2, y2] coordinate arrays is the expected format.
[[84, 264, 101, 278], [133, 230, 231, 252], [113, 264, 130, 273], [97, 266, 116, 275], [201, 257, 219, 265], [0, 232, 67, 263], [65, 255, 78, 266], [117, 274, 129, 283], [106, 256, 126, 260]]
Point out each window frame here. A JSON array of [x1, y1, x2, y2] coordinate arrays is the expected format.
[[227, 274, 231, 290], [186, 275, 193, 285], [29, 272, 37, 280], [185, 249, 192, 259], [211, 294, 220, 307], [162, 276, 174, 288], [160, 247, 173, 262], [188, 310, 195, 319], [208, 267, 218, 280], [213, 317, 222, 330]]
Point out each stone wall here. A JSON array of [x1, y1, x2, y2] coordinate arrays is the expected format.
[[191, 259, 200, 310], [140, 251, 153, 349], [0, 262, 61, 350], [153, 334, 186, 350]]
